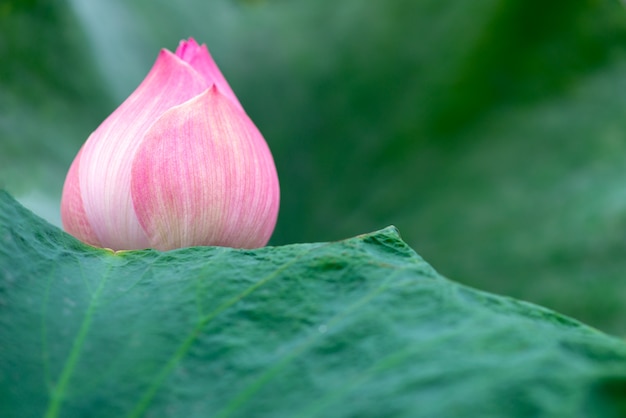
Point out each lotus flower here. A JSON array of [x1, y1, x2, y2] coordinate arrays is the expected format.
[[61, 38, 280, 251]]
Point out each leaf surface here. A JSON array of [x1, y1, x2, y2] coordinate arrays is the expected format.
[[2, 192, 626, 417]]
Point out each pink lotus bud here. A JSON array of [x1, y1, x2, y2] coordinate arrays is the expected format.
[[61, 38, 280, 251]]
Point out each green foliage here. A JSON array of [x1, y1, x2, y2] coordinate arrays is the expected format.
[[2, 0, 626, 333], [2, 192, 626, 417]]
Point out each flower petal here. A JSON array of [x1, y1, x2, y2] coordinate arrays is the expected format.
[[60, 147, 102, 247], [78, 49, 210, 250], [131, 86, 280, 250], [175, 38, 243, 111]]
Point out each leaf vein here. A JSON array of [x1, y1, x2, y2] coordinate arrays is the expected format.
[[125, 244, 326, 418], [213, 266, 403, 418], [43, 262, 113, 418]]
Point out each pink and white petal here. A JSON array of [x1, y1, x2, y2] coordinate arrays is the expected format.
[[131, 86, 279, 250], [78, 49, 210, 250], [175, 38, 243, 111], [61, 147, 102, 247]]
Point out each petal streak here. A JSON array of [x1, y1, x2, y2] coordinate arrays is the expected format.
[[131, 86, 279, 250], [78, 49, 210, 250]]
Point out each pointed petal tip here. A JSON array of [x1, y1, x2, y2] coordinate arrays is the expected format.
[[171, 39, 243, 111], [175, 37, 205, 62]]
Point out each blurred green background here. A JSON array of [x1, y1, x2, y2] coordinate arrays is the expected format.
[[3, 0, 626, 334]]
